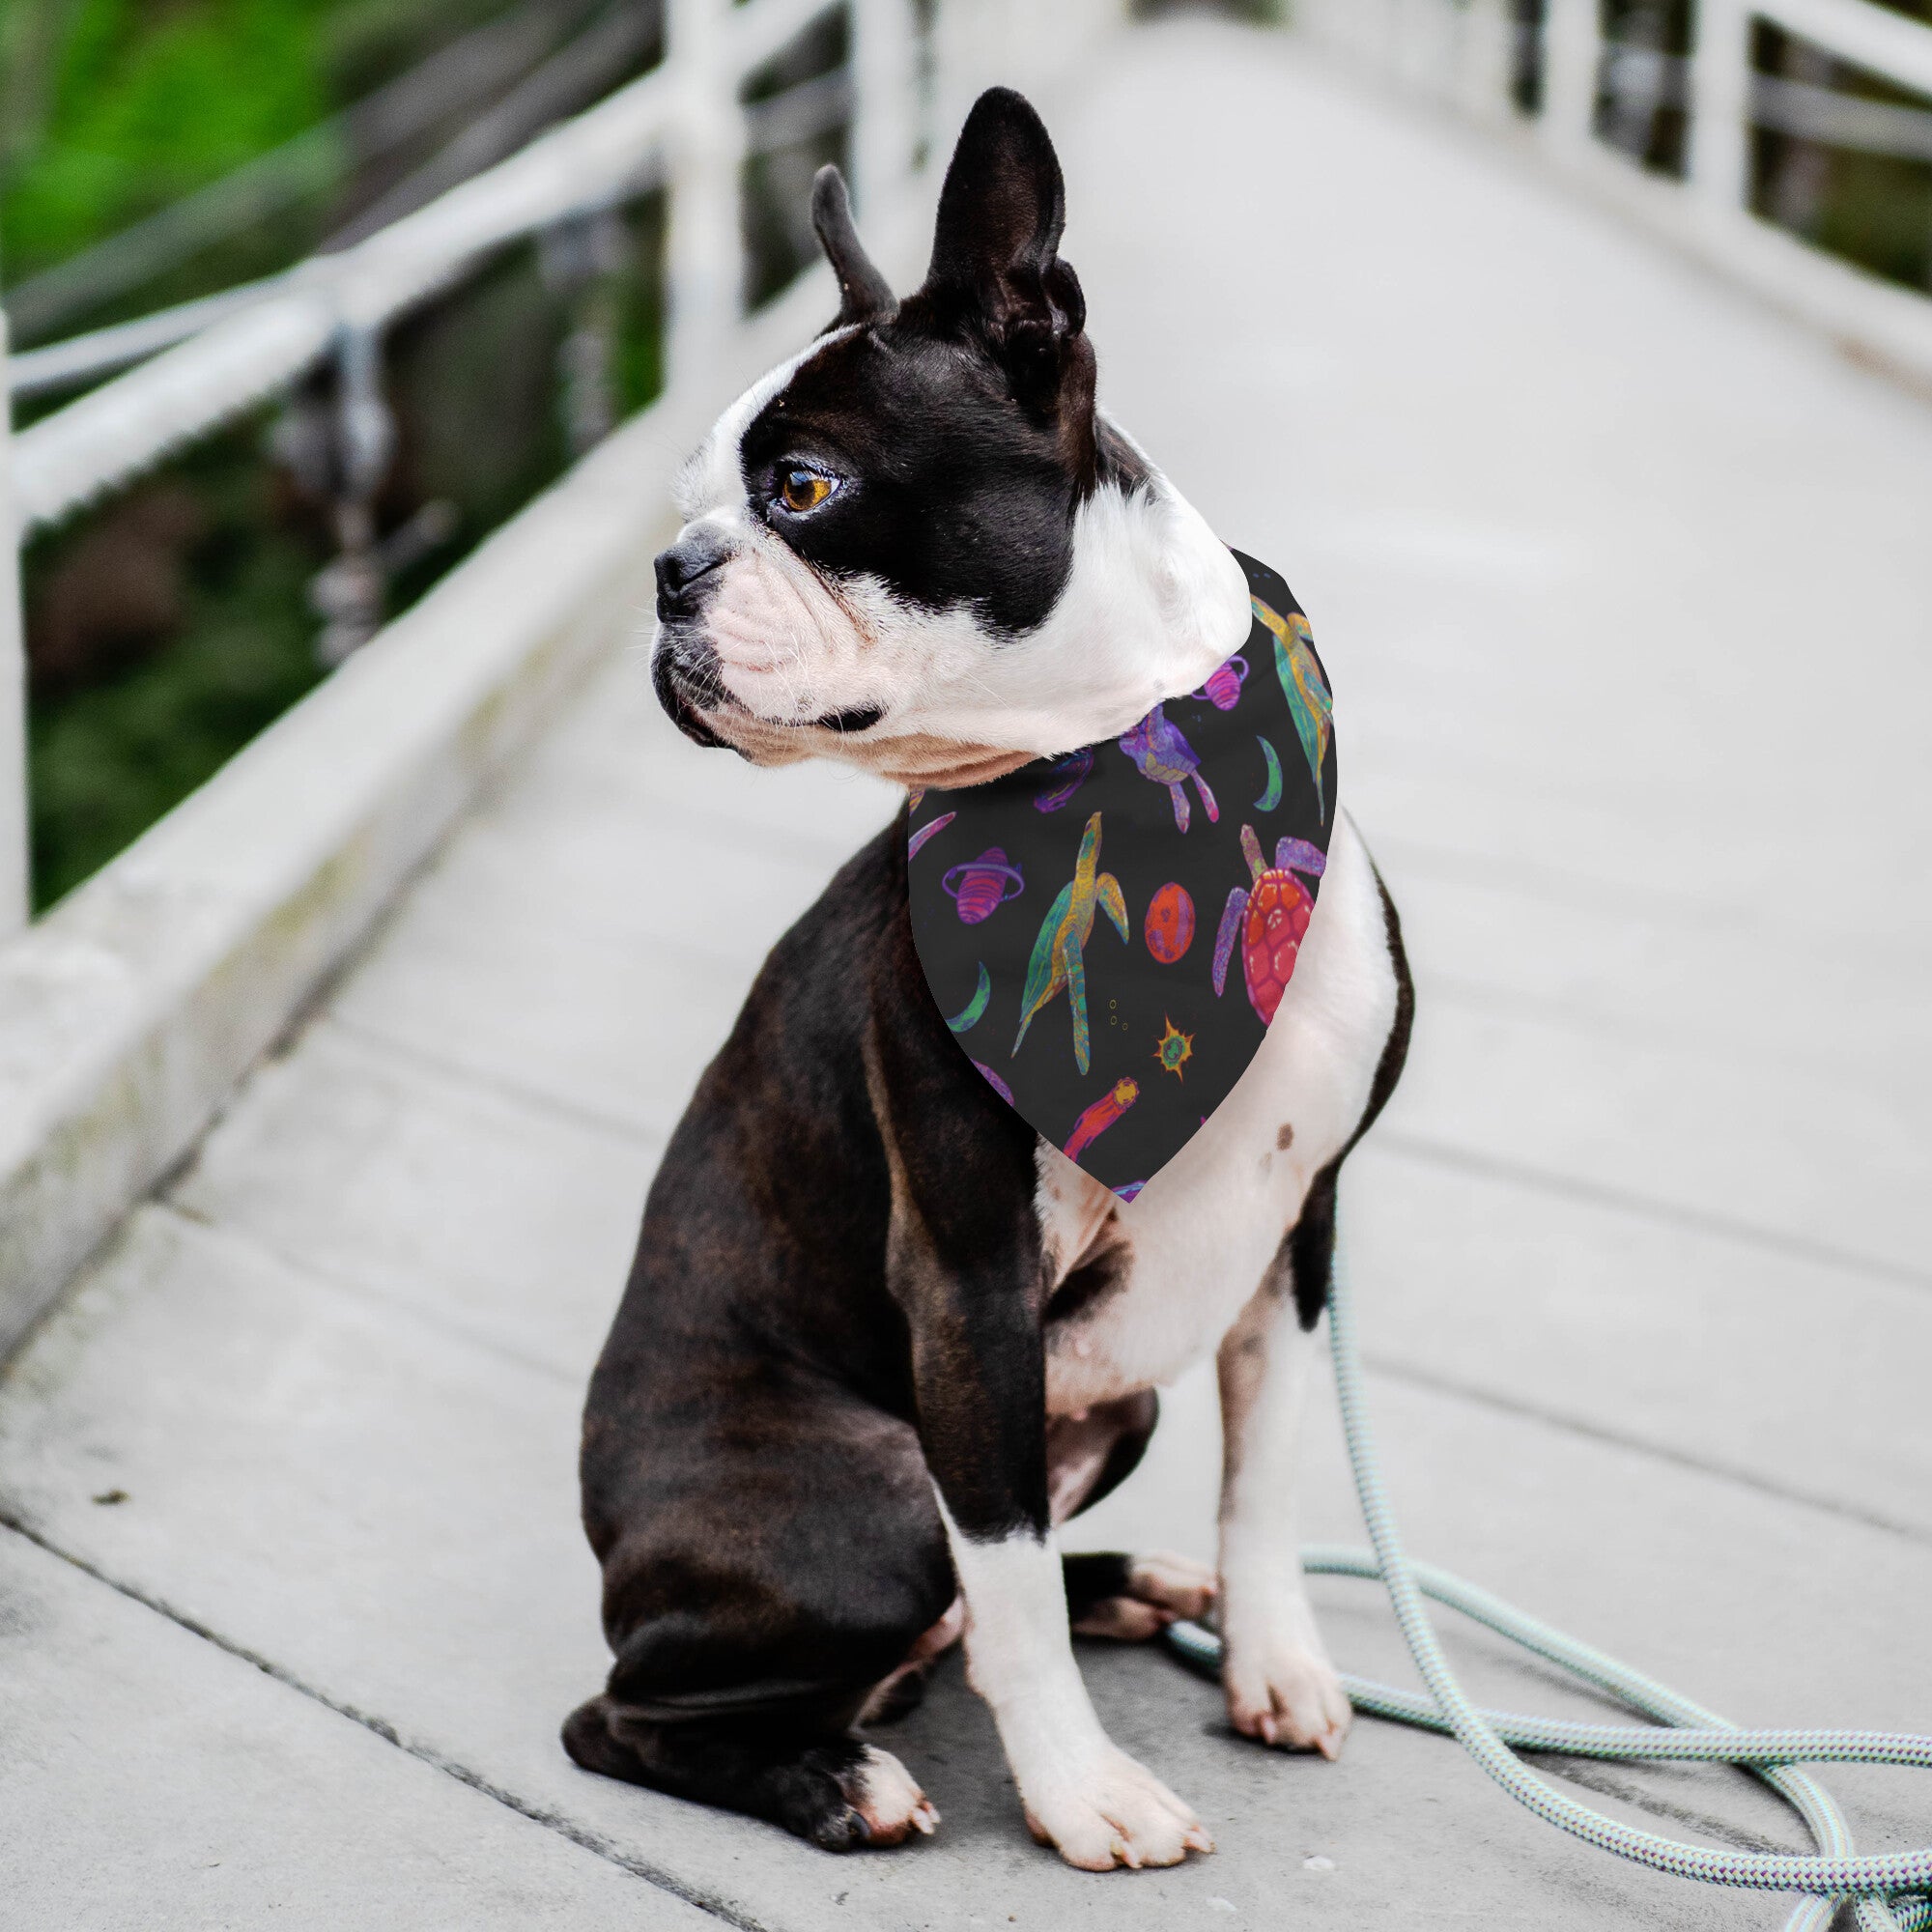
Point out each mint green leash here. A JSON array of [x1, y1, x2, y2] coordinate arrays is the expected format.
[[1161, 1203, 1932, 1930]]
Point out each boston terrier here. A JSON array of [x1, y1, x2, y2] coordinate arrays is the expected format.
[[564, 87, 1413, 1870]]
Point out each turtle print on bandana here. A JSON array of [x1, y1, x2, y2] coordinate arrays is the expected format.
[[905, 551, 1337, 1200]]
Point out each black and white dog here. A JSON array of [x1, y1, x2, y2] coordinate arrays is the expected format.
[[565, 88, 1412, 1871]]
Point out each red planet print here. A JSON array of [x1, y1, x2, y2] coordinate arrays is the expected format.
[[1144, 882, 1195, 964]]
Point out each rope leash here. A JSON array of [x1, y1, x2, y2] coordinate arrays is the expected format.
[[1161, 1206, 1932, 1931]]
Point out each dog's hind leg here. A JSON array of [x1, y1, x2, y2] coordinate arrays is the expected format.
[[562, 1698, 937, 1849], [1063, 1550, 1216, 1641], [1047, 1391, 1216, 1639], [572, 1364, 957, 1851]]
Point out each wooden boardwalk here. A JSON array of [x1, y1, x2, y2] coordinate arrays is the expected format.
[[4, 16, 1930, 1927]]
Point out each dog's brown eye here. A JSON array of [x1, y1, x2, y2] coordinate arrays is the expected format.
[[779, 469, 834, 513]]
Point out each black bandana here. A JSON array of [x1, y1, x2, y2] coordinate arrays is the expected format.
[[906, 551, 1336, 1199]]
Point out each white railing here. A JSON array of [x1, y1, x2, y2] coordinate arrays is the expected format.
[[0, 0, 1125, 1350], [0, 0, 1128, 941], [1293, 0, 1932, 387], [1, 0, 1112, 939]]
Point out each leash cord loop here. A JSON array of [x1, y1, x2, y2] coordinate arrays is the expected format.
[[1161, 1208, 1932, 1932]]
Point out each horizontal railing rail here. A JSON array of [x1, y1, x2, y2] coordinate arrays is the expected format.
[[1292, 0, 1932, 388], [0, 0, 900, 939], [0, 0, 1124, 1355]]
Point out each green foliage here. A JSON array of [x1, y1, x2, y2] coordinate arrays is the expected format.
[[0, 0, 517, 286], [2, 0, 332, 279], [24, 417, 328, 907], [6, 0, 667, 911]]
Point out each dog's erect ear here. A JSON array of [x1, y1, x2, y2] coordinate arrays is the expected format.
[[811, 165, 895, 327], [922, 88, 1089, 410]]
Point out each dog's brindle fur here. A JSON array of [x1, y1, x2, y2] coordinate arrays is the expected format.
[[567, 91, 1413, 1869]]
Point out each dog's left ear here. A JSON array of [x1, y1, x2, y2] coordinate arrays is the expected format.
[[922, 88, 1090, 416], [811, 165, 895, 327]]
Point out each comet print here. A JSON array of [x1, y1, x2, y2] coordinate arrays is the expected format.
[[1063, 1077, 1139, 1163]]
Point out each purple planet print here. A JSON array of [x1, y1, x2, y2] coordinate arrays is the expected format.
[[1192, 653, 1251, 712], [942, 847, 1025, 923]]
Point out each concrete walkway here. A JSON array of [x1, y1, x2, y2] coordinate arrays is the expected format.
[[5, 16, 1931, 1928]]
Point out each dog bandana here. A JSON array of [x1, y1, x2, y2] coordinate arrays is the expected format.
[[906, 551, 1336, 1199]]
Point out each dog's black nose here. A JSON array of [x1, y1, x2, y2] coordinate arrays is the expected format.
[[654, 532, 730, 620]]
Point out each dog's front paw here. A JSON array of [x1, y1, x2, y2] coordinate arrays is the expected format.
[[806, 1745, 940, 1851], [1020, 1744, 1213, 1871], [1222, 1634, 1351, 1759]]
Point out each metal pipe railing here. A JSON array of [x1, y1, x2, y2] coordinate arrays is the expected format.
[[0, 316, 26, 936], [0, 0, 899, 936], [1290, 0, 1932, 389], [7, 0, 850, 538]]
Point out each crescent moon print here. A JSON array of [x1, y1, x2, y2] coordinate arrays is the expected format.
[[1034, 748, 1094, 812], [1253, 735, 1284, 811], [907, 811, 955, 861], [946, 963, 992, 1035], [905, 550, 1336, 1195]]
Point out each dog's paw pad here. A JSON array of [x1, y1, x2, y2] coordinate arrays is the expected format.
[[1224, 1641, 1352, 1759], [833, 1745, 939, 1849], [1022, 1746, 1211, 1871]]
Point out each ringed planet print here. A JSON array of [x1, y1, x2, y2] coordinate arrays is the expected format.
[[942, 847, 1025, 923], [1193, 652, 1250, 711], [905, 551, 1337, 1196]]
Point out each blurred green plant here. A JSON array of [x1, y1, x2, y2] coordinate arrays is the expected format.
[[6, 0, 667, 912], [0, 0, 523, 289], [21, 416, 330, 905]]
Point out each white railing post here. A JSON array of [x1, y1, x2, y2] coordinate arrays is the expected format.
[[664, 0, 740, 398], [1541, 0, 1603, 155], [1689, 0, 1753, 221], [851, 0, 916, 223], [0, 313, 29, 936], [1455, 0, 1519, 121]]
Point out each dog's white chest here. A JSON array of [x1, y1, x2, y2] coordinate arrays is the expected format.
[[1037, 813, 1398, 1415]]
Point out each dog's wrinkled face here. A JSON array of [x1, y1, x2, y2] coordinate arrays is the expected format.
[[652, 88, 1249, 789]]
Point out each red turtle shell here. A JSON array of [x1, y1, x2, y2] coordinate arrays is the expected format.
[[1241, 871, 1315, 1025]]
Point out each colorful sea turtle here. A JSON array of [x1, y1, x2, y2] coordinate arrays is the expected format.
[[1118, 704, 1219, 834], [1192, 652, 1250, 712], [1013, 811, 1130, 1074], [1250, 597, 1332, 821], [1211, 824, 1327, 1027], [942, 847, 1025, 923]]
